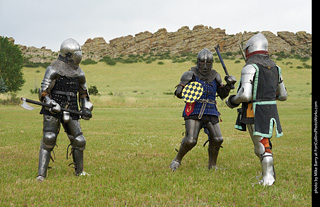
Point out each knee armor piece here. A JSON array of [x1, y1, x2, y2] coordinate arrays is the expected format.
[[181, 134, 198, 149], [67, 132, 86, 151], [42, 115, 60, 149], [42, 132, 57, 149], [73, 133, 86, 150]]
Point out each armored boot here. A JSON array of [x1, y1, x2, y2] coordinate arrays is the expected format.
[[170, 119, 201, 171], [72, 148, 84, 176], [208, 141, 222, 170], [170, 134, 198, 171], [170, 144, 189, 171], [36, 145, 52, 182], [259, 153, 276, 186]]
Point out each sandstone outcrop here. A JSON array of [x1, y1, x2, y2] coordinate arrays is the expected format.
[[81, 25, 311, 60], [4, 25, 312, 63]]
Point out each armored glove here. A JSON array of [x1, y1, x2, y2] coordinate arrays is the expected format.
[[81, 108, 92, 120], [43, 96, 61, 114], [174, 84, 185, 99], [224, 75, 237, 90], [79, 97, 93, 120], [225, 75, 236, 85], [225, 95, 240, 109]]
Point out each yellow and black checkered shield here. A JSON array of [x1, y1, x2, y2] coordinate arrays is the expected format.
[[182, 82, 204, 103]]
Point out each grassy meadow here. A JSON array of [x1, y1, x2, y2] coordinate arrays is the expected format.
[[0, 57, 312, 206]]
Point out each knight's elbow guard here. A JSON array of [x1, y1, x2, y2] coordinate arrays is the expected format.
[[225, 95, 240, 109]]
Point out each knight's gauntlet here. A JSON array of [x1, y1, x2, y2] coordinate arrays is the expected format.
[[79, 90, 93, 120], [43, 95, 61, 114], [175, 84, 185, 99]]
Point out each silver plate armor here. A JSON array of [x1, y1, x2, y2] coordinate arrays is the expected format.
[[228, 65, 256, 106], [59, 38, 82, 67], [37, 39, 92, 182], [247, 124, 275, 186], [225, 34, 287, 186], [244, 33, 268, 55]]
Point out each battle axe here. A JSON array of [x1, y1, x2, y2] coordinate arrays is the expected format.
[[21, 97, 84, 116]]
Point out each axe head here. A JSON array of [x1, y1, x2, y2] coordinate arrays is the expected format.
[[21, 97, 34, 110]]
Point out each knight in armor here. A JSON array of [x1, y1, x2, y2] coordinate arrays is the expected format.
[[170, 48, 236, 171], [225, 33, 287, 186], [36, 38, 93, 182]]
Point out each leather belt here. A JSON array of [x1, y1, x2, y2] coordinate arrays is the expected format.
[[52, 90, 77, 101], [196, 99, 216, 105], [197, 99, 216, 119]]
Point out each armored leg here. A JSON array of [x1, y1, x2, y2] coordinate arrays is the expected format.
[[37, 115, 60, 181], [170, 119, 202, 171], [247, 124, 275, 186], [206, 122, 223, 170], [63, 120, 86, 175]]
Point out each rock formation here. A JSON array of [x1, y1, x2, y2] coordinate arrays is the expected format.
[[4, 25, 312, 63], [81, 25, 312, 60]]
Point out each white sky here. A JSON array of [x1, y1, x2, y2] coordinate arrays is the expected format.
[[0, 0, 312, 51]]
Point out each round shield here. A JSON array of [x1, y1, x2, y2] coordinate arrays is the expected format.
[[182, 81, 204, 103]]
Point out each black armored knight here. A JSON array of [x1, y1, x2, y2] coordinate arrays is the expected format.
[[36, 38, 93, 182], [170, 48, 236, 171]]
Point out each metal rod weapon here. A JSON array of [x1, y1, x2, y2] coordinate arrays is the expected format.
[[21, 97, 84, 116]]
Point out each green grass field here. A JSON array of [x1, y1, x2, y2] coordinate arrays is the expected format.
[[0, 58, 311, 206]]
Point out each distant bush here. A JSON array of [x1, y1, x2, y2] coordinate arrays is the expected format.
[[274, 51, 288, 58], [88, 85, 100, 96], [30, 88, 39, 94], [300, 57, 310, 62], [99, 56, 116, 66], [24, 61, 50, 68], [234, 60, 241, 64], [157, 61, 164, 65], [225, 52, 233, 56], [303, 63, 312, 69], [81, 58, 98, 65]]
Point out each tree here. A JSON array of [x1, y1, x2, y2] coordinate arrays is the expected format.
[[0, 77, 8, 93], [0, 36, 25, 92]]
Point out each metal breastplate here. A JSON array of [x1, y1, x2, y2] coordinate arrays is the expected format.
[[51, 76, 79, 112]]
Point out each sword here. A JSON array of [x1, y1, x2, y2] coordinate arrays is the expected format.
[[214, 44, 234, 89], [214, 44, 229, 76], [20, 97, 84, 116]]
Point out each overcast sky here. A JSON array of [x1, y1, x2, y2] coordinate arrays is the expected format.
[[0, 0, 312, 51]]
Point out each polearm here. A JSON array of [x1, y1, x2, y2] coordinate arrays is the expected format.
[[238, 43, 247, 62], [21, 97, 84, 116]]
